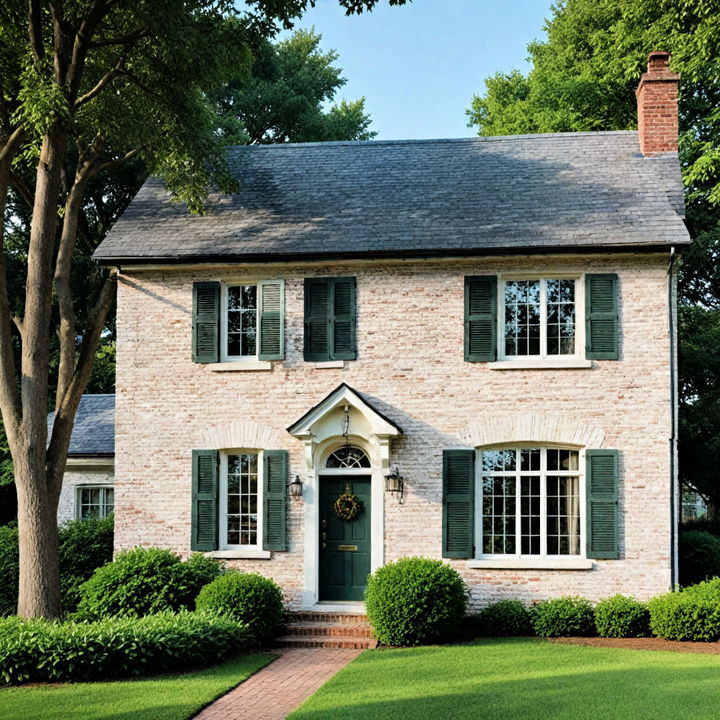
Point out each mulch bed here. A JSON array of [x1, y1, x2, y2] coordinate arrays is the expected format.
[[550, 636, 720, 654]]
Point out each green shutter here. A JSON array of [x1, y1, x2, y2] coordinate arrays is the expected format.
[[465, 276, 497, 362], [191, 450, 218, 551], [331, 277, 357, 360], [304, 278, 330, 361], [585, 274, 618, 360], [442, 449, 475, 558], [263, 450, 287, 551], [192, 282, 220, 363], [586, 449, 619, 559], [258, 280, 285, 360]]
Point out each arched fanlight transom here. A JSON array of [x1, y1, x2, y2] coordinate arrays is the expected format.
[[326, 446, 370, 469]]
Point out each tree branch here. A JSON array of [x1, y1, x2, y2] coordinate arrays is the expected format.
[[29, 0, 45, 63], [117, 70, 160, 99], [74, 56, 125, 109], [0, 127, 27, 164], [9, 171, 34, 211], [47, 272, 116, 494], [90, 28, 149, 48], [87, 147, 142, 179]]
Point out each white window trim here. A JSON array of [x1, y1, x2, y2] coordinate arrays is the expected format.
[[219, 449, 263, 552], [496, 273, 586, 366], [219, 282, 260, 364], [475, 445, 587, 563], [75, 484, 114, 520]]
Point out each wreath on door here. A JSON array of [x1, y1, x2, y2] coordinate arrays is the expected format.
[[333, 492, 362, 521]]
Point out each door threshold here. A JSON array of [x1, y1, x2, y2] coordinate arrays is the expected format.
[[306, 602, 366, 614]]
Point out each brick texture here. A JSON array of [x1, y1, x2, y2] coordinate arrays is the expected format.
[[636, 51, 680, 156], [114, 253, 674, 610]]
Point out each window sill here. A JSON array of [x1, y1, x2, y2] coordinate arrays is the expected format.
[[207, 549, 272, 560], [488, 358, 592, 371], [207, 361, 273, 372], [314, 360, 345, 369], [467, 558, 594, 570]]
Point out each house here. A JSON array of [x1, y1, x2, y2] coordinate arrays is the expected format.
[[93, 52, 689, 611], [52, 394, 115, 523]]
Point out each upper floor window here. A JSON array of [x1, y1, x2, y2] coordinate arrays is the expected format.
[[502, 278, 577, 359], [76, 485, 114, 520], [464, 273, 618, 363], [304, 277, 357, 362], [192, 280, 284, 364], [222, 285, 258, 360]]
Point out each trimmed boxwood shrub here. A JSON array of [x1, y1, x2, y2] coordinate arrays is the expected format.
[[365, 557, 468, 646], [679, 531, 720, 587], [472, 600, 534, 637], [594, 595, 649, 638], [532, 596, 595, 638], [58, 515, 114, 612], [0, 611, 248, 685], [649, 578, 720, 641], [75, 547, 222, 620], [0, 525, 19, 617], [195, 572, 284, 644]]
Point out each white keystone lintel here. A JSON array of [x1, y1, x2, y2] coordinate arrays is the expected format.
[[459, 413, 605, 449], [199, 419, 283, 450]]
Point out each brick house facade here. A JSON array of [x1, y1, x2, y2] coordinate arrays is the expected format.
[[94, 53, 689, 611]]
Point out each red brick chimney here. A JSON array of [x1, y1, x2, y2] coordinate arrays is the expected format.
[[636, 51, 680, 156]]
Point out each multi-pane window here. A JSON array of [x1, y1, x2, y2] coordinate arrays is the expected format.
[[480, 448, 581, 557], [222, 453, 260, 548], [503, 278, 577, 358], [77, 486, 114, 519], [224, 285, 257, 360]]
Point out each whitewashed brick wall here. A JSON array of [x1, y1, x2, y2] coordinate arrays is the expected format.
[[114, 253, 674, 610], [57, 465, 114, 524]]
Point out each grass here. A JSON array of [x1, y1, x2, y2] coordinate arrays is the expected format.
[[289, 638, 720, 720], [0, 652, 275, 720]]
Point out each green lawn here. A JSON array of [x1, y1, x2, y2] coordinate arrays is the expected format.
[[289, 638, 720, 720], [0, 652, 274, 720]]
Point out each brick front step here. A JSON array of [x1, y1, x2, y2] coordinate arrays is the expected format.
[[276, 635, 378, 650], [289, 612, 369, 625], [286, 622, 372, 638]]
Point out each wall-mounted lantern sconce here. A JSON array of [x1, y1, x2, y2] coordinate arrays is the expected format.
[[289, 475, 303, 500], [384, 464, 404, 503]]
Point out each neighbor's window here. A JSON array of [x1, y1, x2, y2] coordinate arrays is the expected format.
[[220, 452, 261, 548], [77, 486, 114, 519], [502, 279, 577, 358], [479, 448, 581, 557], [222, 285, 258, 360]]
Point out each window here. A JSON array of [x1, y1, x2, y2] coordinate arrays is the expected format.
[[219, 452, 261, 549], [479, 447, 581, 557], [76, 486, 114, 519], [326, 446, 370, 468], [222, 285, 257, 360], [502, 278, 578, 359], [192, 280, 285, 364], [463, 273, 618, 363]]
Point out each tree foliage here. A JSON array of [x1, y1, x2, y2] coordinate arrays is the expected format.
[[467, 0, 720, 509], [215, 29, 375, 144]]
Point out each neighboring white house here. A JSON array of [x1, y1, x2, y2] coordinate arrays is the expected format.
[[52, 394, 115, 524], [92, 53, 688, 611]]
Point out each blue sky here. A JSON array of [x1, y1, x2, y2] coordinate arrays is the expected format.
[[285, 0, 554, 140]]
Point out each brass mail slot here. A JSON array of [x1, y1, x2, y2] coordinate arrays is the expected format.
[[338, 544, 358, 551]]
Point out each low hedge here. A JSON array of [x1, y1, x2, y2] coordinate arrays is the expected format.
[[532, 596, 595, 638], [472, 600, 534, 637], [0, 611, 248, 685], [594, 595, 649, 638], [365, 557, 468, 646], [649, 578, 720, 642], [195, 572, 285, 645], [75, 547, 222, 620]]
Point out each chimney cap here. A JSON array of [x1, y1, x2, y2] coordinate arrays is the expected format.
[[647, 50, 672, 73]]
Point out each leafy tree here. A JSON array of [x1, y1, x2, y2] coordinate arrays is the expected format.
[[215, 29, 375, 144], [0, 0, 407, 619], [467, 0, 720, 511]]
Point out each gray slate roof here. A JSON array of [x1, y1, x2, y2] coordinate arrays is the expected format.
[[93, 132, 689, 264], [47, 394, 115, 457]]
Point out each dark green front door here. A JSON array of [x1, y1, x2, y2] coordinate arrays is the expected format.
[[319, 476, 371, 601]]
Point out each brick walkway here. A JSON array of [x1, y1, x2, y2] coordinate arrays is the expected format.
[[193, 647, 362, 720]]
